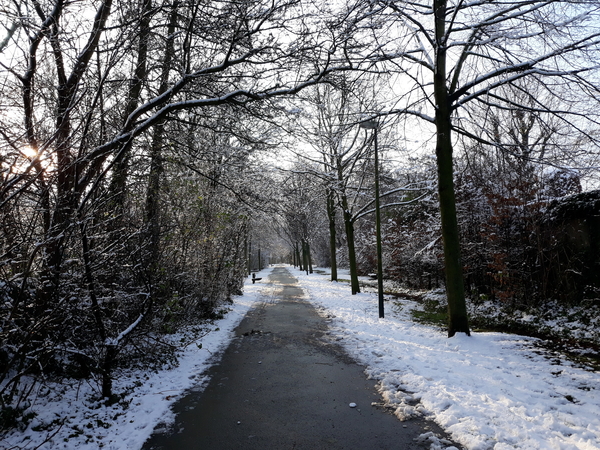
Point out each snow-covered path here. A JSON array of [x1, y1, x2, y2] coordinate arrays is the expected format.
[[293, 267, 600, 450], [143, 266, 450, 449], [3, 265, 599, 450]]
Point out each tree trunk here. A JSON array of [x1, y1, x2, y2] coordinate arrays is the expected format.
[[341, 195, 360, 294], [302, 240, 309, 275], [327, 189, 338, 281], [145, 135, 163, 268], [245, 235, 249, 275], [110, 0, 152, 211], [296, 242, 303, 271], [258, 248, 262, 271], [433, 0, 470, 337], [102, 344, 117, 400], [145, 0, 177, 272], [248, 240, 253, 273]]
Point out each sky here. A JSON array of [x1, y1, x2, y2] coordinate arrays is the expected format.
[[2, 265, 599, 450]]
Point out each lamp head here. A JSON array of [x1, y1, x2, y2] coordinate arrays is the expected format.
[[359, 119, 378, 130]]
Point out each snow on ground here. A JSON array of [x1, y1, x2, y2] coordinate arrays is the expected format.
[[1, 268, 273, 450], [291, 267, 600, 450], [3, 265, 600, 450]]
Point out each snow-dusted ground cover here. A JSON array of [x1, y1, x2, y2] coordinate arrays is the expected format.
[[467, 298, 600, 349], [1, 268, 273, 450], [293, 267, 600, 450]]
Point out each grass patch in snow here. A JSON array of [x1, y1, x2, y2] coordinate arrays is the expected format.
[[410, 296, 448, 328]]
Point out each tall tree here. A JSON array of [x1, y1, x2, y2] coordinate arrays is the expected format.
[[369, 0, 600, 336]]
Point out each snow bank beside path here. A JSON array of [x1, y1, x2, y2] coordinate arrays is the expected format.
[[292, 267, 600, 450], [2, 267, 273, 450]]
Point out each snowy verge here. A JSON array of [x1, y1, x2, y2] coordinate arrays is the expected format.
[[292, 267, 600, 450], [1, 267, 274, 450]]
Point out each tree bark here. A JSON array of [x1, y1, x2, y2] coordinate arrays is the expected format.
[[342, 203, 360, 294], [433, 0, 470, 337], [101, 344, 117, 400], [248, 240, 252, 274], [296, 242, 303, 271], [245, 235, 249, 276], [302, 240, 309, 275], [145, 0, 178, 271], [258, 248, 262, 271], [327, 189, 338, 281], [110, 0, 153, 211]]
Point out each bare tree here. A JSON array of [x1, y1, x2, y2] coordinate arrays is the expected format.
[[284, 74, 429, 294], [0, 0, 365, 403], [364, 0, 600, 336], [303, 80, 375, 293]]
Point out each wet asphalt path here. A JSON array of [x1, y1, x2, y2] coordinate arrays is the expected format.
[[143, 267, 458, 449]]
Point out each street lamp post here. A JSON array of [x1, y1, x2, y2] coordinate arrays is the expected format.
[[360, 119, 384, 319]]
